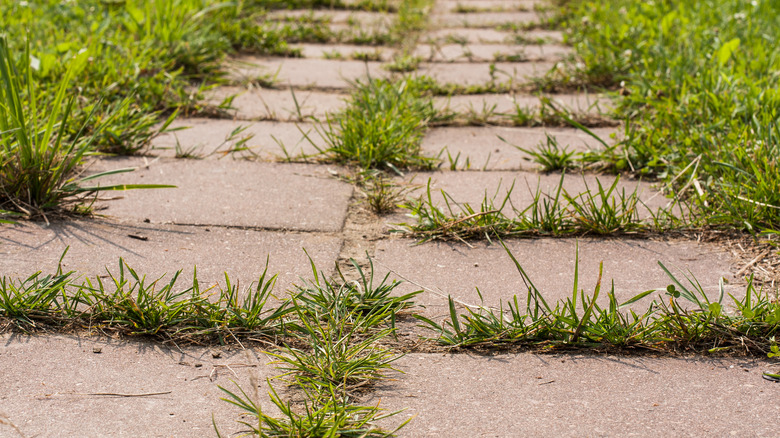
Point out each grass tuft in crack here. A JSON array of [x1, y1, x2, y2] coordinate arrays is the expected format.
[[310, 77, 438, 171], [418, 241, 780, 355]]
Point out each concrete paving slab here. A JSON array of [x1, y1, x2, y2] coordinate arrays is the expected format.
[[266, 9, 394, 27], [202, 86, 347, 121], [439, 0, 541, 13], [435, 93, 610, 117], [87, 160, 352, 232], [373, 237, 737, 318], [433, 11, 539, 28], [289, 43, 392, 61], [417, 61, 556, 86], [150, 119, 326, 160], [415, 43, 571, 62], [427, 27, 516, 44], [229, 57, 387, 90], [400, 170, 670, 218], [367, 352, 779, 437], [421, 126, 619, 170], [0, 220, 341, 291], [0, 334, 279, 438]]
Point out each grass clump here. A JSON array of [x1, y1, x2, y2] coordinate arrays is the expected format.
[[560, 0, 780, 233], [312, 77, 438, 171], [419, 242, 780, 356], [399, 174, 684, 241], [0, 38, 173, 219]]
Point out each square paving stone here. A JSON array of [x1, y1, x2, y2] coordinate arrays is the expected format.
[[151, 119, 326, 159], [421, 126, 619, 170], [0, 220, 342, 292], [400, 170, 672, 218], [433, 11, 539, 27], [86, 160, 352, 232], [365, 353, 778, 437], [415, 43, 571, 62], [203, 86, 348, 121], [289, 44, 392, 61], [373, 237, 737, 319], [417, 61, 556, 86], [427, 27, 517, 44], [229, 57, 387, 90], [439, 0, 542, 13], [0, 334, 280, 437], [435, 93, 610, 118]]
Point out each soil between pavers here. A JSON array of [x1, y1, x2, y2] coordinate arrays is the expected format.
[[265, 9, 394, 27], [421, 126, 618, 170], [0, 334, 279, 438], [440, 0, 543, 12], [229, 57, 388, 90], [373, 237, 737, 319], [202, 86, 348, 121], [288, 43, 393, 61], [366, 352, 779, 437], [0, 220, 342, 291], [88, 160, 352, 232]]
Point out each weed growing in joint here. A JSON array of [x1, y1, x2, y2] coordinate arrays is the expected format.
[[309, 77, 438, 171], [398, 174, 685, 241], [419, 241, 780, 356]]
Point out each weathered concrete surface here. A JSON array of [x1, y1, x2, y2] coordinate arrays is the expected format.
[[229, 57, 387, 90], [266, 9, 394, 27], [289, 44, 391, 61], [373, 238, 737, 318], [433, 11, 539, 27], [417, 61, 556, 86], [427, 27, 517, 44], [435, 93, 610, 118], [88, 160, 352, 232], [415, 43, 572, 62], [150, 119, 326, 159], [203, 86, 347, 121], [0, 220, 341, 291], [421, 126, 619, 170], [367, 353, 779, 437], [439, 0, 542, 13], [400, 170, 671, 217], [0, 334, 279, 438]]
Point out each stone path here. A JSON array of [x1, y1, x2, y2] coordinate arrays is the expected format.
[[1, 1, 778, 437]]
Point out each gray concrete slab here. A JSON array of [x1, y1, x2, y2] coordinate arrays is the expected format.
[[399, 170, 670, 218], [86, 160, 352, 232], [229, 57, 387, 90], [289, 44, 392, 61], [421, 126, 619, 170], [435, 93, 610, 118], [417, 61, 556, 86], [439, 0, 541, 13], [427, 27, 517, 44], [150, 118, 326, 159], [266, 9, 394, 27], [433, 11, 539, 28], [1, 334, 279, 438], [202, 86, 347, 121], [0, 220, 341, 292], [415, 43, 572, 62], [367, 352, 779, 437], [373, 237, 737, 318]]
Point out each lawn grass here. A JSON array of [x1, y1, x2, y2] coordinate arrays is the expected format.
[[559, 0, 780, 234]]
